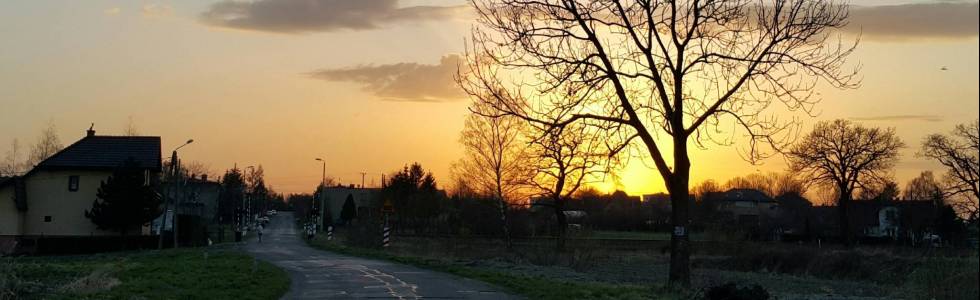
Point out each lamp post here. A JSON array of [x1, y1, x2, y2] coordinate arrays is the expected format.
[[159, 139, 193, 249], [314, 158, 325, 231]]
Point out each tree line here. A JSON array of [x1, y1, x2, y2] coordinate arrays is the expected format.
[[444, 0, 977, 288]]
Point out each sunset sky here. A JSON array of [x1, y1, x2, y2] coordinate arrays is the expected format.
[[1, 0, 977, 199]]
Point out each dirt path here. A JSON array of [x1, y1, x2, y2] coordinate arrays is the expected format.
[[244, 212, 519, 299]]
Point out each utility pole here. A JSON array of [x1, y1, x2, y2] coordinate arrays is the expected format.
[[315, 158, 326, 231], [359, 172, 366, 189], [160, 139, 192, 249]]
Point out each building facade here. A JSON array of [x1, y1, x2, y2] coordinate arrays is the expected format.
[[0, 129, 161, 254]]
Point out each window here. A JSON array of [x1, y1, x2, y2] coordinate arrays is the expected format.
[[68, 176, 80, 192], [44, 216, 52, 222]]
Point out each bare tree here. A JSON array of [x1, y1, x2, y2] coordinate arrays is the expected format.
[[451, 112, 534, 247], [122, 116, 140, 136], [183, 161, 213, 179], [786, 119, 903, 246], [691, 179, 722, 200], [903, 171, 944, 203], [527, 122, 607, 251], [920, 120, 979, 222], [1, 139, 23, 176], [726, 172, 808, 197], [460, 0, 858, 286], [27, 122, 64, 167]]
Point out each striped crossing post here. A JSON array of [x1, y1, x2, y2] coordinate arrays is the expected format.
[[382, 225, 391, 248], [327, 226, 333, 241]]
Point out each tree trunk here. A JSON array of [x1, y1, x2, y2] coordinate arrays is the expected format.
[[554, 196, 567, 252], [496, 181, 512, 249], [838, 185, 852, 247], [668, 138, 692, 287]]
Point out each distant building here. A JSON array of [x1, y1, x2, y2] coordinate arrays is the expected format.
[[0, 129, 161, 254], [316, 186, 381, 226], [702, 189, 783, 239], [152, 174, 222, 234]]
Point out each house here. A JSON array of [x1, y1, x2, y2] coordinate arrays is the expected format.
[[0, 128, 161, 254], [809, 200, 942, 244], [316, 185, 381, 226], [702, 189, 783, 239]]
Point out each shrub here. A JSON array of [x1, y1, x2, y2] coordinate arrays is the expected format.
[[345, 219, 384, 249], [904, 258, 978, 300]]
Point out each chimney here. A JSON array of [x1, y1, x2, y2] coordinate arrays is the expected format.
[[86, 123, 95, 137]]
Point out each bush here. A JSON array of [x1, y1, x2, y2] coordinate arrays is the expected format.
[[719, 245, 917, 284], [704, 282, 770, 300], [904, 258, 979, 300], [345, 219, 384, 249]]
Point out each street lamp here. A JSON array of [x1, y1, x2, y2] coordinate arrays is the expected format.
[[314, 158, 326, 232], [160, 139, 193, 249]]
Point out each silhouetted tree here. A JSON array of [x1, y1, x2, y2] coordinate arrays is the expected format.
[[786, 120, 904, 246], [460, 0, 859, 286], [451, 113, 532, 246], [527, 122, 606, 251], [725, 172, 808, 198], [385, 163, 442, 232], [904, 171, 944, 203], [692, 180, 723, 201], [340, 194, 357, 225], [27, 122, 63, 167], [0, 139, 23, 176], [218, 168, 245, 225], [85, 158, 162, 237], [920, 120, 979, 222], [122, 116, 140, 136]]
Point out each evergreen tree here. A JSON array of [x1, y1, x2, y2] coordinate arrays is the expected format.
[[219, 168, 245, 225], [85, 158, 162, 236], [340, 193, 357, 225]]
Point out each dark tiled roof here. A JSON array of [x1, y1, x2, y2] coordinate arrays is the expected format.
[[35, 136, 161, 172], [721, 188, 775, 203]]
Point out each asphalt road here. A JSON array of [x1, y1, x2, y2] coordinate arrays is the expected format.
[[244, 212, 518, 299]]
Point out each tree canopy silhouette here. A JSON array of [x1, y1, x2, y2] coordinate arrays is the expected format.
[[340, 193, 357, 225], [85, 158, 162, 236], [459, 0, 859, 286], [786, 119, 903, 246], [920, 120, 979, 222]]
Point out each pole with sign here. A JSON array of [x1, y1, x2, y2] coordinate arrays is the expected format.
[[382, 199, 394, 247]]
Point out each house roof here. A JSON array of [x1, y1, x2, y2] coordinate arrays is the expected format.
[[719, 188, 775, 203], [33, 135, 162, 172]]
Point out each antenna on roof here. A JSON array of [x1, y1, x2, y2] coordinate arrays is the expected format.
[[87, 123, 96, 137]]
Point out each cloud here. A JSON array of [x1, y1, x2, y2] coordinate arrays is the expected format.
[[199, 0, 465, 34], [845, 2, 979, 40], [143, 3, 174, 18], [308, 55, 464, 102], [104, 7, 121, 16], [849, 115, 945, 122]]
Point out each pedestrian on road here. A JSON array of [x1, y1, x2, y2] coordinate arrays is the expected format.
[[257, 224, 264, 243]]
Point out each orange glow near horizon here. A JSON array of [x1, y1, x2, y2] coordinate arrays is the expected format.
[[0, 1, 977, 199]]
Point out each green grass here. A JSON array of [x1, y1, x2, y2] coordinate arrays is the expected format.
[[307, 237, 682, 300], [1, 248, 289, 300]]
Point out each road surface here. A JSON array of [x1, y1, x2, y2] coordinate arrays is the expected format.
[[244, 212, 518, 299]]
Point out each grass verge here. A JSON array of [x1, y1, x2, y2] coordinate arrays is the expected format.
[[1, 247, 289, 300], [307, 236, 683, 300]]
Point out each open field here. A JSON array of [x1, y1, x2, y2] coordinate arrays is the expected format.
[[311, 228, 978, 300], [1, 247, 289, 300]]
